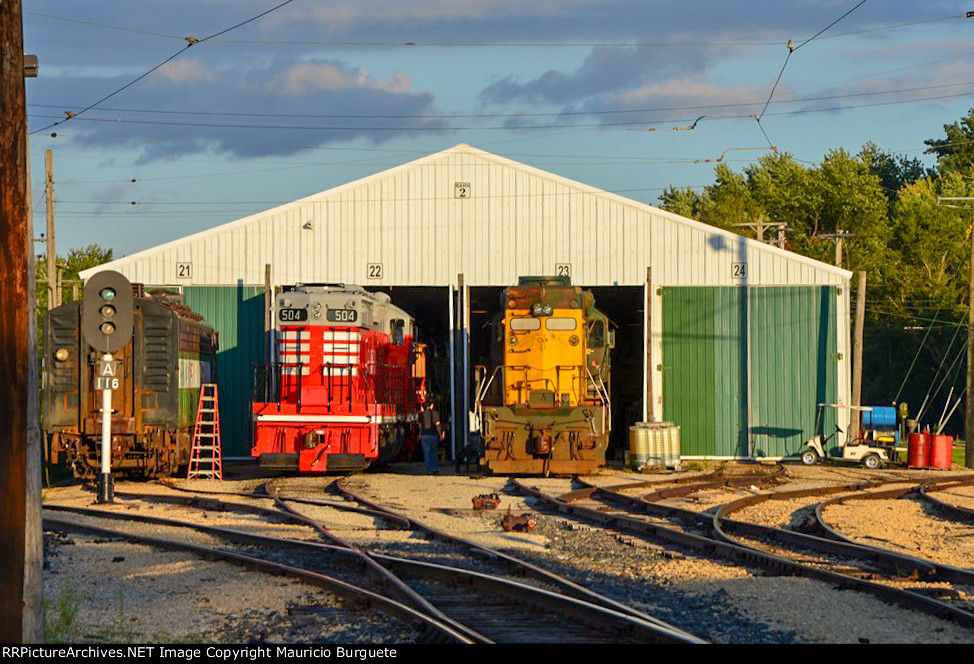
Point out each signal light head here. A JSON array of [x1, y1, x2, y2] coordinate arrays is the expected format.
[[100, 287, 117, 300], [54, 348, 69, 362], [100, 304, 116, 318], [99, 321, 116, 335]]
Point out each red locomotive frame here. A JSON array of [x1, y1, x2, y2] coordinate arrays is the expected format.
[[251, 284, 426, 472]]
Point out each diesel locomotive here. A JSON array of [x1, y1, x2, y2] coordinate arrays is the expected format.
[[44, 288, 218, 480], [251, 283, 427, 473], [475, 276, 613, 475]]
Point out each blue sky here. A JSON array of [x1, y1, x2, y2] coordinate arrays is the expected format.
[[22, 0, 974, 256]]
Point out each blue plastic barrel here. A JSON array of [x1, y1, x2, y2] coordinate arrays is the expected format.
[[862, 406, 896, 428]]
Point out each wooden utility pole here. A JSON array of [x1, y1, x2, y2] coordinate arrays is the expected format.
[[733, 220, 789, 248], [1, 0, 42, 642], [850, 272, 867, 440], [817, 230, 854, 269], [45, 149, 56, 309]]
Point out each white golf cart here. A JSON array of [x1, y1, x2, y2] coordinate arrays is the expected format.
[[801, 403, 897, 469]]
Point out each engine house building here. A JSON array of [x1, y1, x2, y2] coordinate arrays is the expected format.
[[82, 143, 852, 462]]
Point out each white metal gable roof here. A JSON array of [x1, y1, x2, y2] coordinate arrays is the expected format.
[[82, 143, 851, 288]]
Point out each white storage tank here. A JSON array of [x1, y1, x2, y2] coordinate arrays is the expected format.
[[629, 422, 681, 470]]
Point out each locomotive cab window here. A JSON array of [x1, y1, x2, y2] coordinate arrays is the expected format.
[[510, 317, 541, 331], [390, 318, 405, 345], [544, 317, 577, 331]]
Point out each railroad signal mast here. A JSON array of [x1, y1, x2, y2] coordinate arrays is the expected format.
[[81, 270, 134, 502]]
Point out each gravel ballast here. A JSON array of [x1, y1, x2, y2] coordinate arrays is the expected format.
[[41, 463, 974, 644]]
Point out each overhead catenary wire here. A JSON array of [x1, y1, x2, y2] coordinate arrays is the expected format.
[[34, 77, 974, 126], [914, 324, 964, 422], [894, 306, 942, 404], [756, 0, 870, 156], [29, 0, 301, 136]]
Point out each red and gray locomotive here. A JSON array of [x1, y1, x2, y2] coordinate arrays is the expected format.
[[251, 283, 427, 472]]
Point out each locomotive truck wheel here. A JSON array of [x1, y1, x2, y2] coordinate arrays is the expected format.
[[801, 449, 819, 466], [862, 453, 882, 470]]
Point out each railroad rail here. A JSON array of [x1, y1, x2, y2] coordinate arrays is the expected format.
[[43, 484, 703, 644], [919, 476, 974, 525], [43, 512, 473, 644], [809, 480, 974, 588], [266, 477, 704, 643], [332, 476, 700, 638], [511, 476, 974, 630]]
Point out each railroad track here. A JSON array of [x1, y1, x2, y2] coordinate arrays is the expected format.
[[919, 476, 974, 525], [161, 475, 700, 640], [43, 509, 471, 644], [511, 472, 974, 631], [43, 482, 702, 644]]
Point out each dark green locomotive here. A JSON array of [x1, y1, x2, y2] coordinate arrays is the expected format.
[[44, 289, 218, 479]]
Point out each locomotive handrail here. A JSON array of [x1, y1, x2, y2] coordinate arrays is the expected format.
[[476, 363, 599, 409], [585, 367, 610, 434]]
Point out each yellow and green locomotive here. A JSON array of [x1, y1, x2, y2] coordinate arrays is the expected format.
[[44, 289, 218, 480], [475, 276, 613, 475]]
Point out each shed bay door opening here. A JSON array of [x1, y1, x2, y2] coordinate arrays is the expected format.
[[466, 285, 644, 462]]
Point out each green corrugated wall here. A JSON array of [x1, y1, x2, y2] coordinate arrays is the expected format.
[[662, 286, 837, 459], [661, 288, 746, 456], [183, 286, 266, 457]]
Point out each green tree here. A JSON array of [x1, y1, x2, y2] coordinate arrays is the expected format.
[[860, 141, 932, 209], [658, 185, 703, 219], [924, 108, 974, 177], [36, 244, 114, 354]]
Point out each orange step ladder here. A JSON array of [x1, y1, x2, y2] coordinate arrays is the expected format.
[[187, 383, 223, 480]]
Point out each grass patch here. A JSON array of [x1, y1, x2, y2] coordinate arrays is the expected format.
[[45, 582, 84, 643]]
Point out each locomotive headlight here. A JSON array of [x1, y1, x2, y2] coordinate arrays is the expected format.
[[542, 304, 552, 315], [313, 302, 322, 310], [569, 336, 579, 346], [99, 321, 116, 335], [509, 335, 517, 346], [54, 348, 69, 362], [508, 299, 517, 309], [532, 303, 542, 315]]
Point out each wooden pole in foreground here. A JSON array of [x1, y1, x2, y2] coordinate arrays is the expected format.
[[1, 0, 39, 642], [45, 149, 56, 309]]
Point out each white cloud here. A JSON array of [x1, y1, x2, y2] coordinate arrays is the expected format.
[[277, 62, 412, 96], [155, 58, 214, 86]]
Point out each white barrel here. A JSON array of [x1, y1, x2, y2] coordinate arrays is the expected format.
[[630, 422, 676, 468], [662, 424, 681, 470]]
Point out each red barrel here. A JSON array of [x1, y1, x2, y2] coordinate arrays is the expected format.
[[908, 432, 930, 468], [929, 434, 954, 469]]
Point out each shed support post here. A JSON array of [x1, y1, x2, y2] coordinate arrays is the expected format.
[[461, 275, 470, 460], [851, 271, 866, 441], [447, 283, 456, 462], [644, 267, 652, 422], [264, 264, 272, 366]]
